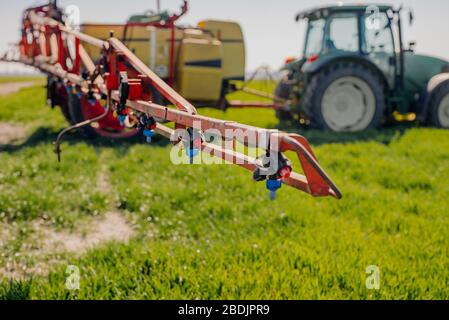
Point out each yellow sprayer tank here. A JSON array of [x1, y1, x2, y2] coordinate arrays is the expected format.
[[125, 26, 183, 78], [81, 24, 125, 58], [80, 19, 245, 104], [197, 20, 246, 82], [177, 31, 223, 101]]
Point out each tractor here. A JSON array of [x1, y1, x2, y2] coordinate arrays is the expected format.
[[274, 4, 449, 132]]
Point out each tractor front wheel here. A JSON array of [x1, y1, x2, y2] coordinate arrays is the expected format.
[[428, 80, 449, 129], [303, 63, 385, 132]]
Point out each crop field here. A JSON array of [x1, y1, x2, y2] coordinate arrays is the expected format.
[[0, 78, 448, 300]]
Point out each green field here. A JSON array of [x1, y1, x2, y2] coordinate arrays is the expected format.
[[0, 80, 448, 300], [0, 76, 44, 84]]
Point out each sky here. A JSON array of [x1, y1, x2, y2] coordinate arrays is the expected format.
[[1, 0, 449, 71]]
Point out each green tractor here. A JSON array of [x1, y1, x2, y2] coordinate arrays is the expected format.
[[275, 4, 449, 132]]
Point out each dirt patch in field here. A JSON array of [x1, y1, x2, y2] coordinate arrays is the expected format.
[[40, 212, 134, 254], [0, 123, 28, 145], [0, 164, 135, 280], [0, 81, 36, 96], [97, 167, 113, 195], [0, 212, 135, 280], [0, 223, 14, 247]]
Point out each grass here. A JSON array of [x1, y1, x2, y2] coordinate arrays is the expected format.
[[0, 79, 448, 299], [0, 76, 45, 84]]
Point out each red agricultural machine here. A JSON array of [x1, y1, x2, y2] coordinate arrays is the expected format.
[[0, 1, 341, 200]]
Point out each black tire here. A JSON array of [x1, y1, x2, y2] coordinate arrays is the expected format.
[[67, 85, 165, 139], [274, 77, 294, 121], [427, 80, 449, 129], [47, 76, 73, 124], [67, 91, 99, 139], [303, 62, 385, 132]]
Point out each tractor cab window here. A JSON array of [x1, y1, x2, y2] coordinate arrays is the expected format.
[[363, 12, 394, 56], [304, 18, 325, 57], [362, 11, 396, 87], [325, 13, 359, 53]]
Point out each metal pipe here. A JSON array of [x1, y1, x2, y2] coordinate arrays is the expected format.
[[54, 97, 111, 162]]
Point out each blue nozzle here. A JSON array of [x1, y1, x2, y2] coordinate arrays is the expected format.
[[186, 148, 199, 158], [143, 129, 155, 143], [266, 179, 282, 201], [118, 115, 127, 126]]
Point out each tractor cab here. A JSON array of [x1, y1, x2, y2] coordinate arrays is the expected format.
[[276, 4, 449, 132], [127, 10, 172, 24], [299, 5, 400, 88]]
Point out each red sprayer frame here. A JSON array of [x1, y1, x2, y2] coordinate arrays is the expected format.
[[2, 1, 342, 200]]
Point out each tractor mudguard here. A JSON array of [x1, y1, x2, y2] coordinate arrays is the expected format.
[[419, 72, 449, 121], [280, 58, 306, 72], [301, 52, 389, 87]]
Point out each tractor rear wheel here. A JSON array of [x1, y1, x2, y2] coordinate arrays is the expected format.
[[67, 91, 139, 140], [274, 77, 294, 121], [428, 81, 449, 129], [303, 63, 385, 132]]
